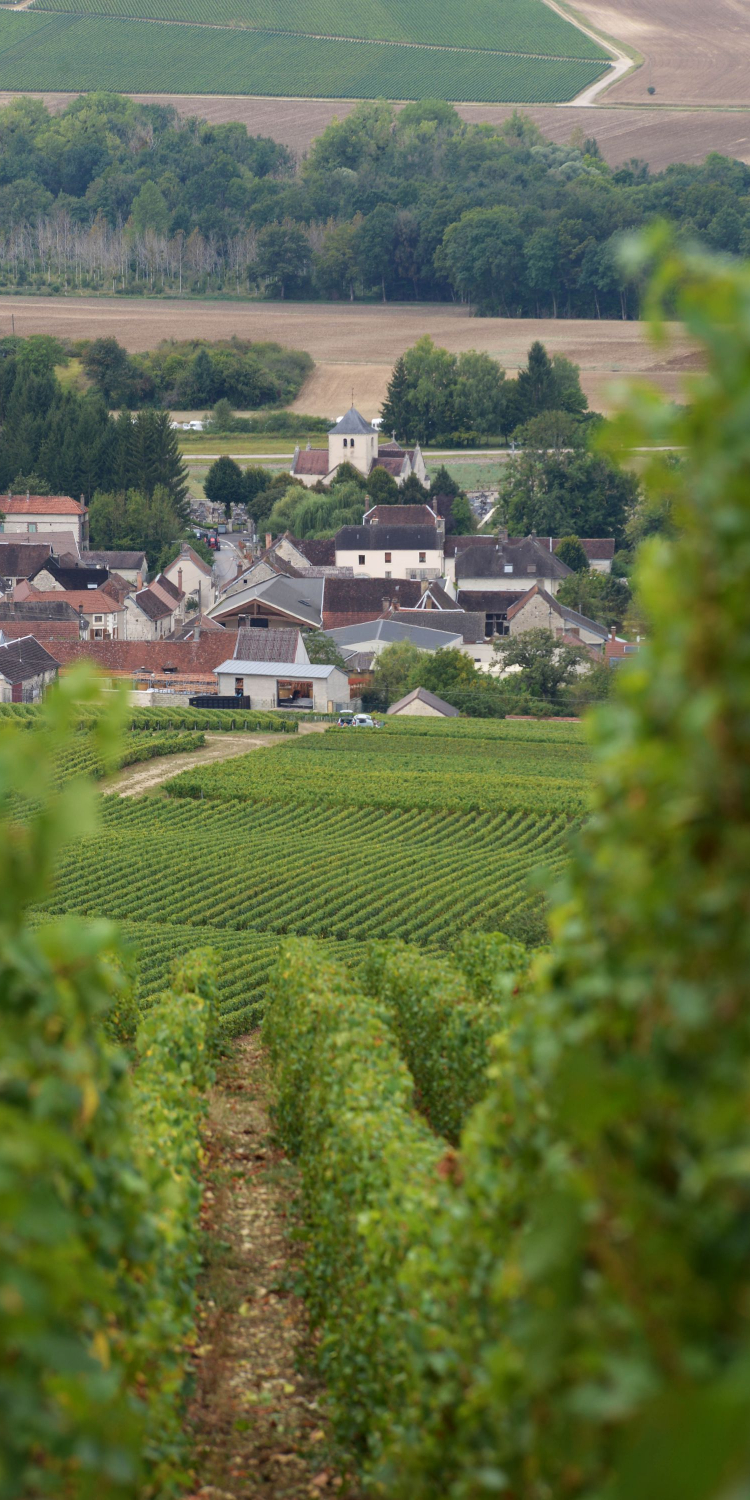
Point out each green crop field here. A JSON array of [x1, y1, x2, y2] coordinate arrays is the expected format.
[[31, 716, 590, 1031], [0, 0, 611, 101]]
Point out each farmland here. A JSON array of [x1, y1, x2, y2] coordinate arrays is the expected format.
[[34, 717, 590, 1030], [0, 296, 699, 421], [0, 10, 610, 101]]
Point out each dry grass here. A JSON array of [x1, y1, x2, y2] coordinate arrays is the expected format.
[[0, 295, 699, 419]]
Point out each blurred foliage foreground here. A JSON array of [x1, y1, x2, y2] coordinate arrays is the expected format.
[[263, 237, 750, 1500], [0, 670, 220, 1499]]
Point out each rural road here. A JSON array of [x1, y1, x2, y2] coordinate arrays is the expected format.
[[113, 722, 327, 797]]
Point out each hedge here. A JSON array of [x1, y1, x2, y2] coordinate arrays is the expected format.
[[360, 931, 532, 1142], [263, 940, 449, 1465], [0, 672, 219, 1498]]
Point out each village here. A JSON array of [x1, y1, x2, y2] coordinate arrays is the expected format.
[[0, 407, 633, 713]]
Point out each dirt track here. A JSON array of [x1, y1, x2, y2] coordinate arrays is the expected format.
[[113, 724, 326, 796], [0, 295, 698, 420]]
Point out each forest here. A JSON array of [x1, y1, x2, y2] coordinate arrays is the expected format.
[[0, 93, 749, 312]]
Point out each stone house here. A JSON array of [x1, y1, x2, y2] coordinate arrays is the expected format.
[[334, 523, 443, 581], [0, 495, 88, 548], [0, 634, 60, 702], [161, 543, 215, 612], [506, 584, 609, 651], [387, 687, 459, 718], [86, 551, 149, 585]]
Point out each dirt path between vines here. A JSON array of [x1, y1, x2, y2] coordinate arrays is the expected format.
[[184, 1036, 357, 1500], [114, 723, 327, 797]]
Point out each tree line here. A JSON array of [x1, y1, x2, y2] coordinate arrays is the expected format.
[[0, 93, 749, 312]]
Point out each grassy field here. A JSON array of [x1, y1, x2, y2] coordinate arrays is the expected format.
[[32, 717, 589, 1031], [0, 12, 610, 100]]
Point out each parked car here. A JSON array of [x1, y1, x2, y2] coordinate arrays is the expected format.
[[352, 714, 382, 728], [337, 714, 354, 727]]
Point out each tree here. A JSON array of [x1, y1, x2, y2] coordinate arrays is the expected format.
[[494, 626, 592, 700], [88, 484, 185, 569], [429, 464, 461, 501], [556, 568, 631, 629], [501, 450, 637, 546], [380, 356, 412, 442], [453, 350, 509, 438], [255, 222, 310, 298], [514, 410, 585, 451], [554, 535, 589, 571], [130, 179, 169, 236], [303, 631, 348, 669], [440, 206, 523, 311], [81, 337, 135, 407], [314, 219, 360, 300], [400, 473, 430, 503], [370, 639, 424, 706], [204, 455, 246, 516], [514, 340, 557, 417], [410, 647, 477, 697], [365, 467, 400, 505], [355, 204, 398, 300], [126, 409, 189, 517], [449, 493, 476, 535]]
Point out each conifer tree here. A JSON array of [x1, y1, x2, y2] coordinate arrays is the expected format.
[[380, 356, 412, 442]]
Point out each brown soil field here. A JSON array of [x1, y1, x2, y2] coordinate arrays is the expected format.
[[572, 0, 750, 107], [2, 91, 750, 171], [0, 294, 698, 418]]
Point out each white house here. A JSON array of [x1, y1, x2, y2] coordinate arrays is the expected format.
[[387, 687, 459, 718], [0, 635, 59, 702], [214, 658, 350, 712], [86, 551, 148, 585], [290, 407, 429, 490], [0, 495, 88, 548], [334, 523, 443, 581], [161, 543, 215, 612]]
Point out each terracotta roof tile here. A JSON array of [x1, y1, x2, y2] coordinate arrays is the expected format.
[[1, 495, 85, 516]]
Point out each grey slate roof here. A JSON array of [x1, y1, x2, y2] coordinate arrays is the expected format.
[[29, 558, 108, 591], [134, 588, 173, 622], [456, 536, 572, 582], [0, 542, 54, 580], [321, 578, 456, 616], [328, 618, 464, 653], [336, 525, 440, 550], [86, 551, 147, 571], [393, 608, 485, 644], [457, 590, 526, 615], [363, 505, 436, 526], [329, 406, 373, 436], [0, 634, 60, 684], [0, 599, 79, 621], [387, 687, 460, 717], [289, 537, 336, 567], [211, 574, 325, 629], [233, 627, 303, 663]]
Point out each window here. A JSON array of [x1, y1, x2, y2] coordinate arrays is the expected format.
[[503, 564, 513, 574], [234, 677, 244, 696], [28, 523, 37, 534], [419, 552, 426, 564], [93, 615, 103, 623], [358, 554, 365, 565], [385, 571, 391, 579], [384, 552, 392, 563]]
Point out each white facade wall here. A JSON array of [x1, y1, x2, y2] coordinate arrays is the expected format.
[[163, 555, 214, 610], [390, 698, 444, 717], [329, 429, 378, 476], [216, 666, 349, 711], [335, 546, 444, 580], [3, 515, 85, 544], [458, 572, 563, 596]]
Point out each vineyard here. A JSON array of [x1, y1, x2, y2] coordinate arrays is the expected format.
[[29, 716, 590, 1036], [0, 5, 610, 102]]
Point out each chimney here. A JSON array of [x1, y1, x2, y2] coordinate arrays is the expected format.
[[306, 440, 311, 451], [497, 525, 508, 543], [420, 579, 429, 595], [194, 624, 201, 641], [610, 624, 617, 640], [382, 596, 391, 614], [178, 567, 183, 592], [265, 532, 272, 551], [136, 571, 143, 590]]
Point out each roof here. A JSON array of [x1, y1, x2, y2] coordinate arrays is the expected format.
[[392, 608, 485, 644], [153, 573, 183, 603], [341, 649, 375, 672], [100, 573, 132, 604], [328, 618, 464, 653], [291, 448, 330, 477], [169, 614, 226, 640], [86, 550, 147, 570], [11, 531, 80, 558], [371, 456, 409, 479], [50, 636, 233, 675], [0, 634, 60, 684], [29, 558, 108, 591], [506, 584, 608, 640], [544, 538, 616, 562], [377, 440, 405, 455], [289, 537, 336, 567], [455, 536, 572, 582], [387, 687, 460, 717], [0, 542, 54, 579], [0, 599, 80, 622], [22, 586, 123, 615], [210, 574, 325, 630], [329, 407, 373, 436], [0, 619, 81, 642], [233, 628, 303, 663], [457, 590, 526, 614], [133, 587, 173, 622], [335, 525, 440, 551], [216, 660, 341, 680], [363, 505, 436, 526], [1, 494, 85, 516], [322, 577, 455, 616]]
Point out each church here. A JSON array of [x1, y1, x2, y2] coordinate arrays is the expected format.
[[290, 407, 429, 490]]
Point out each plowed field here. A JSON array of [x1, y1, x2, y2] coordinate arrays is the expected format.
[[0, 294, 697, 419], [572, 0, 750, 107]]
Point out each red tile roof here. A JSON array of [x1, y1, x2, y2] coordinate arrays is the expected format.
[[291, 449, 329, 476], [51, 636, 231, 677], [1, 495, 85, 516]]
